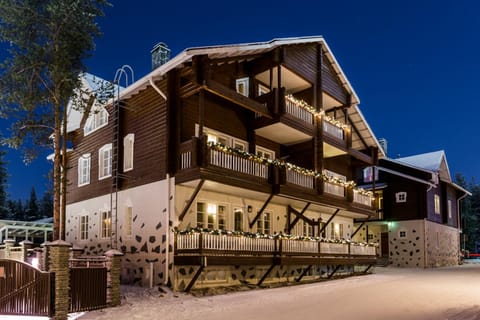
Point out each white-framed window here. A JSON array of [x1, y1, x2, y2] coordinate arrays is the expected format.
[[99, 144, 112, 179], [363, 166, 379, 183], [123, 134, 135, 172], [199, 126, 248, 151], [396, 191, 407, 203], [84, 108, 108, 135], [331, 223, 343, 239], [434, 194, 441, 214], [234, 207, 244, 231], [236, 77, 249, 97], [256, 211, 272, 234], [124, 206, 133, 237], [302, 221, 314, 237], [78, 154, 91, 186], [256, 146, 275, 160], [101, 210, 112, 238], [447, 199, 452, 219], [399, 230, 407, 238], [196, 202, 228, 230], [80, 215, 89, 240]]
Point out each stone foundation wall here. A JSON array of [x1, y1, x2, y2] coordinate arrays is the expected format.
[[388, 220, 425, 267], [425, 220, 460, 267]]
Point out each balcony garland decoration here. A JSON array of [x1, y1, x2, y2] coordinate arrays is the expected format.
[[354, 187, 373, 197], [207, 141, 361, 190], [174, 227, 378, 247], [285, 94, 348, 129]]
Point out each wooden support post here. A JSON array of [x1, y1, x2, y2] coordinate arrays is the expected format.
[[179, 179, 205, 221], [295, 265, 312, 282], [351, 217, 369, 239], [185, 265, 205, 292], [257, 264, 276, 286], [327, 265, 341, 279], [364, 264, 373, 274], [318, 209, 340, 235], [249, 194, 274, 229]]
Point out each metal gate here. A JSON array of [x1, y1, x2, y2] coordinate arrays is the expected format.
[[69, 262, 107, 312], [0, 259, 53, 317]]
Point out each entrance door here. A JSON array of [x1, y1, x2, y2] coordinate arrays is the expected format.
[[381, 232, 389, 257]]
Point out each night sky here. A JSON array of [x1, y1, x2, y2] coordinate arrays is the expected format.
[[2, 0, 479, 199]]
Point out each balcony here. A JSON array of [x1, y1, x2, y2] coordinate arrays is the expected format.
[[177, 138, 375, 213], [175, 231, 377, 267]]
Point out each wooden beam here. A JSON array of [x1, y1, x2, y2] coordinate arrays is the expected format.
[[327, 265, 341, 279], [249, 194, 274, 229], [287, 203, 312, 233], [318, 209, 340, 235], [351, 216, 370, 238], [257, 264, 276, 286], [363, 264, 373, 274], [185, 265, 204, 292], [295, 265, 312, 282], [179, 179, 205, 221], [349, 116, 369, 150]]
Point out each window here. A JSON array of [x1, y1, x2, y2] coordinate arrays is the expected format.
[[80, 215, 89, 240], [236, 77, 249, 97], [257, 211, 272, 234], [434, 194, 441, 214], [395, 192, 407, 203], [234, 207, 243, 231], [84, 108, 108, 135], [101, 210, 112, 238], [399, 231, 407, 238], [303, 222, 313, 237], [447, 200, 452, 219], [256, 146, 275, 160], [319, 222, 326, 238], [363, 166, 378, 183], [258, 84, 270, 96], [201, 126, 248, 151], [197, 202, 228, 230], [125, 206, 133, 237], [78, 154, 91, 186], [99, 144, 112, 179], [331, 223, 343, 239], [123, 134, 134, 172]]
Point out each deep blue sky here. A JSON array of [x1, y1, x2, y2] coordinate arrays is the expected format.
[[2, 0, 479, 199]]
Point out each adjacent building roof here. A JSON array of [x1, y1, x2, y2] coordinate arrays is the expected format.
[[397, 150, 451, 182]]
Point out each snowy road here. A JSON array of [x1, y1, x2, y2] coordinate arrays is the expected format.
[[77, 262, 480, 320]]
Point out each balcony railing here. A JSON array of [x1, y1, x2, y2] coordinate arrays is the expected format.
[[285, 95, 314, 125], [323, 120, 344, 140], [209, 148, 268, 179], [176, 232, 376, 257], [323, 181, 345, 197], [353, 190, 374, 207], [286, 170, 315, 189]]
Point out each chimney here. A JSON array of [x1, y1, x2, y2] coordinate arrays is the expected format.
[[378, 138, 388, 155], [151, 42, 171, 70]]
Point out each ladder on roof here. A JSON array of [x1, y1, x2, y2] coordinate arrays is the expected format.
[[110, 65, 135, 250]]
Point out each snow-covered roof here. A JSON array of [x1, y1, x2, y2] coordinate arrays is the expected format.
[[396, 150, 451, 182]]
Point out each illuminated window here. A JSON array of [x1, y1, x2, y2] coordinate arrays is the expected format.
[[99, 144, 112, 179], [234, 208, 243, 231], [197, 202, 228, 230], [78, 154, 91, 186], [218, 205, 226, 230], [80, 215, 89, 240], [434, 194, 441, 214], [84, 108, 108, 135], [236, 77, 249, 97], [447, 200, 452, 219], [101, 211, 112, 238], [257, 211, 272, 234], [123, 134, 134, 172]]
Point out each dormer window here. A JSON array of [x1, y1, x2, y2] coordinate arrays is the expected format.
[[84, 108, 108, 135]]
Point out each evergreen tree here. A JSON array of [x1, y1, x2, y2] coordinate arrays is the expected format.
[[25, 186, 40, 221], [0, 0, 110, 239], [456, 173, 480, 252], [39, 190, 53, 219], [0, 146, 8, 219]]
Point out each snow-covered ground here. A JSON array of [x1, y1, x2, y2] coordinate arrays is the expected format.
[[2, 261, 479, 320], [77, 261, 480, 320]]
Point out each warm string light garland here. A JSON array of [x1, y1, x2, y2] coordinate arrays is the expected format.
[[285, 94, 349, 129], [174, 227, 377, 247], [206, 141, 373, 196]]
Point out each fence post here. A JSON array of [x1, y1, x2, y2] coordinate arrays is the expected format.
[[20, 240, 33, 262], [105, 249, 123, 307], [4, 239, 15, 259], [46, 240, 72, 320]]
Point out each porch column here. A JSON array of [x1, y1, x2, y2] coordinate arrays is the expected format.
[[4, 239, 15, 259], [20, 240, 33, 262], [46, 240, 71, 320]]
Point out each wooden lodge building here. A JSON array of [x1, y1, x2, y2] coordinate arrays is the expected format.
[[353, 150, 470, 268], [65, 36, 386, 290]]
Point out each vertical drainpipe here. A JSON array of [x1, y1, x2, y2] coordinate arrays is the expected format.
[[148, 77, 170, 285], [423, 218, 427, 268]]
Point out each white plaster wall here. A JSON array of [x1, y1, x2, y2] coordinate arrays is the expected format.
[[388, 220, 426, 268], [66, 179, 175, 286]]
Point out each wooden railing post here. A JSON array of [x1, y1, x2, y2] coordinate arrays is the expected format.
[[4, 239, 15, 259], [20, 240, 33, 262]]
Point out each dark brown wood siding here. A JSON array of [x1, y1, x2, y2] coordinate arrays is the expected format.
[[383, 174, 427, 221], [66, 81, 168, 204]]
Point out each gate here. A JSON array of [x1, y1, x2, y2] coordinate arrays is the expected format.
[[0, 259, 53, 317], [69, 258, 108, 312]]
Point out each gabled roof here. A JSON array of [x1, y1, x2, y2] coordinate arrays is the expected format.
[[396, 150, 451, 182], [118, 36, 385, 157]]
